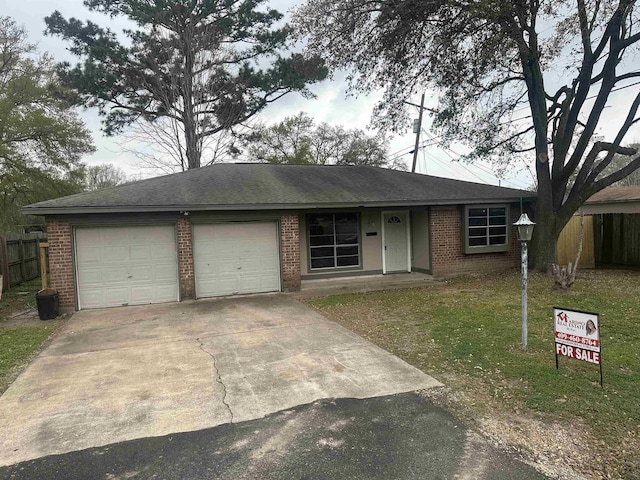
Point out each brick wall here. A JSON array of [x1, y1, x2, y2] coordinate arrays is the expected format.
[[46, 220, 76, 310], [177, 217, 195, 300], [430, 207, 520, 276], [280, 213, 301, 291]]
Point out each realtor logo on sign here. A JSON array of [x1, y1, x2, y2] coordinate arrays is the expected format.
[[553, 307, 601, 365]]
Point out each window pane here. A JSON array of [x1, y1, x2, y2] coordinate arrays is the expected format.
[[309, 224, 334, 236], [468, 227, 487, 237], [468, 208, 487, 217], [337, 246, 359, 256], [308, 212, 360, 270], [337, 256, 359, 266], [489, 208, 506, 217], [335, 213, 358, 223], [469, 217, 488, 227], [308, 215, 334, 235], [469, 237, 487, 246], [335, 221, 358, 235], [309, 235, 334, 246], [489, 236, 507, 245], [310, 247, 334, 258], [311, 257, 335, 269], [489, 216, 506, 226], [336, 233, 358, 245], [489, 226, 506, 236]]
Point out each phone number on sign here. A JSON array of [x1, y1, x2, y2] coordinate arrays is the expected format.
[[555, 332, 599, 348]]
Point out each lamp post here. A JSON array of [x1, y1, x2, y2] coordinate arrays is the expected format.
[[514, 213, 535, 351]]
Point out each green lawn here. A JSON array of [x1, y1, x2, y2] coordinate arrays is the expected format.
[[0, 278, 59, 392], [305, 270, 640, 478], [0, 327, 54, 378]]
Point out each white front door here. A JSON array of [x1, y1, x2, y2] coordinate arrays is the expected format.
[[193, 222, 281, 298], [383, 212, 410, 273]]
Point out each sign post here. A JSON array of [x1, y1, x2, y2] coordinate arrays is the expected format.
[[553, 307, 602, 387]]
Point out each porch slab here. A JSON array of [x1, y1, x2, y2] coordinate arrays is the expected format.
[[296, 272, 440, 298]]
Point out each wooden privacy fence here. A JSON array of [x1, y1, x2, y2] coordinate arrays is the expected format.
[[0, 232, 47, 291], [557, 215, 595, 268], [594, 213, 640, 267]]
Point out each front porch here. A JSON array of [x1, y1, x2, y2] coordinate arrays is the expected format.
[[295, 272, 439, 298]]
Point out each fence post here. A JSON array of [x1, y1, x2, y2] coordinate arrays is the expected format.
[[18, 238, 26, 285], [40, 242, 49, 289], [0, 237, 9, 291]]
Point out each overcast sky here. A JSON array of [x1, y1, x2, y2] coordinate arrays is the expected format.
[[6, 1, 640, 190]]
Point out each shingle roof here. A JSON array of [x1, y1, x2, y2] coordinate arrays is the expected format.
[[23, 163, 535, 215], [586, 185, 640, 204]]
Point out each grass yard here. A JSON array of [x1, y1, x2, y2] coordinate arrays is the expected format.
[[0, 278, 61, 393], [305, 269, 640, 479]]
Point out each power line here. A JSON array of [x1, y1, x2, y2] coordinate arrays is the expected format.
[[418, 129, 531, 188]]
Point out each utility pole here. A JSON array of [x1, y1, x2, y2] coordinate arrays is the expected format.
[[411, 92, 425, 173]]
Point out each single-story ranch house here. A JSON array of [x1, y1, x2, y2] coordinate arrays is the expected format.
[[23, 164, 535, 310]]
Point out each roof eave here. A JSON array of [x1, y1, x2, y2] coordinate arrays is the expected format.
[[22, 196, 535, 216]]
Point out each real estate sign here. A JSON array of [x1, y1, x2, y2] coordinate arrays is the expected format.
[[553, 307, 601, 365]]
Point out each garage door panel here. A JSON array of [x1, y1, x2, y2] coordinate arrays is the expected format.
[[101, 229, 128, 243], [76, 229, 100, 243], [76, 246, 102, 263], [129, 265, 153, 282], [79, 290, 104, 309], [154, 265, 178, 283], [77, 267, 103, 286], [219, 258, 239, 274], [196, 261, 216, 276], [148, 243, 177, 260], [99, 266, 129, 284], [130, 286, 154, 304], [103, 246, 128, 263], [75, 225, 179, 309], [193, 222, 280, 298], [129, 245, 152, 263], [103, 287, 129, 306]]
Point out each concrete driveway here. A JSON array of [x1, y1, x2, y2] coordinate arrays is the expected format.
[[0, 295, 440, 466]]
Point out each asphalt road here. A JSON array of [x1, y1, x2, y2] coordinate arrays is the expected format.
[[0, 392, 547, 480]]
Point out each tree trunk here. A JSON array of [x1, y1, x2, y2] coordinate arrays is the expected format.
[[181, 21, 201, 170], [184, 114, 200, 170], [530, 199, 558, 271]]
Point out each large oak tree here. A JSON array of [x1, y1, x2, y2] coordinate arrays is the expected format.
[[46, 0, 328, 170], [293, 0, 640, 269]]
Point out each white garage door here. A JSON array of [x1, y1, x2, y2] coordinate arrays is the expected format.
[[193, 222, 281, 298], [75, 225, 179, 309]]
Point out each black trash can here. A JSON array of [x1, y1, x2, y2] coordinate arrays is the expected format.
[[36, 288, 59, 320]]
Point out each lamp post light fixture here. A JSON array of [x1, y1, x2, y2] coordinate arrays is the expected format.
[[514, 213, 535, 351]]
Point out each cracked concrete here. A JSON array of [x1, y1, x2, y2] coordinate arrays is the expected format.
[[0, 295, 440, 466], [197, 337, 234, 424]]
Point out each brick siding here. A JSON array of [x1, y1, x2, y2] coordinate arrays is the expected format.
[[177, 217, 195, 300], [280, 213, 301, 291], [46, 220, 76, 310], [430, 207, 520, 276]]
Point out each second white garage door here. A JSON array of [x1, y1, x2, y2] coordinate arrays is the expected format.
[[193, 222, 281, 298]]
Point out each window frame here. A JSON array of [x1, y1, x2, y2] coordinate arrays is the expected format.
[[463, 204, 511, 254], [307, 212, 361, 271]]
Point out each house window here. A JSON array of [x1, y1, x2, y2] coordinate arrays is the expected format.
[[464, 205, 510, 254], [308, 213, 360, 270]]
